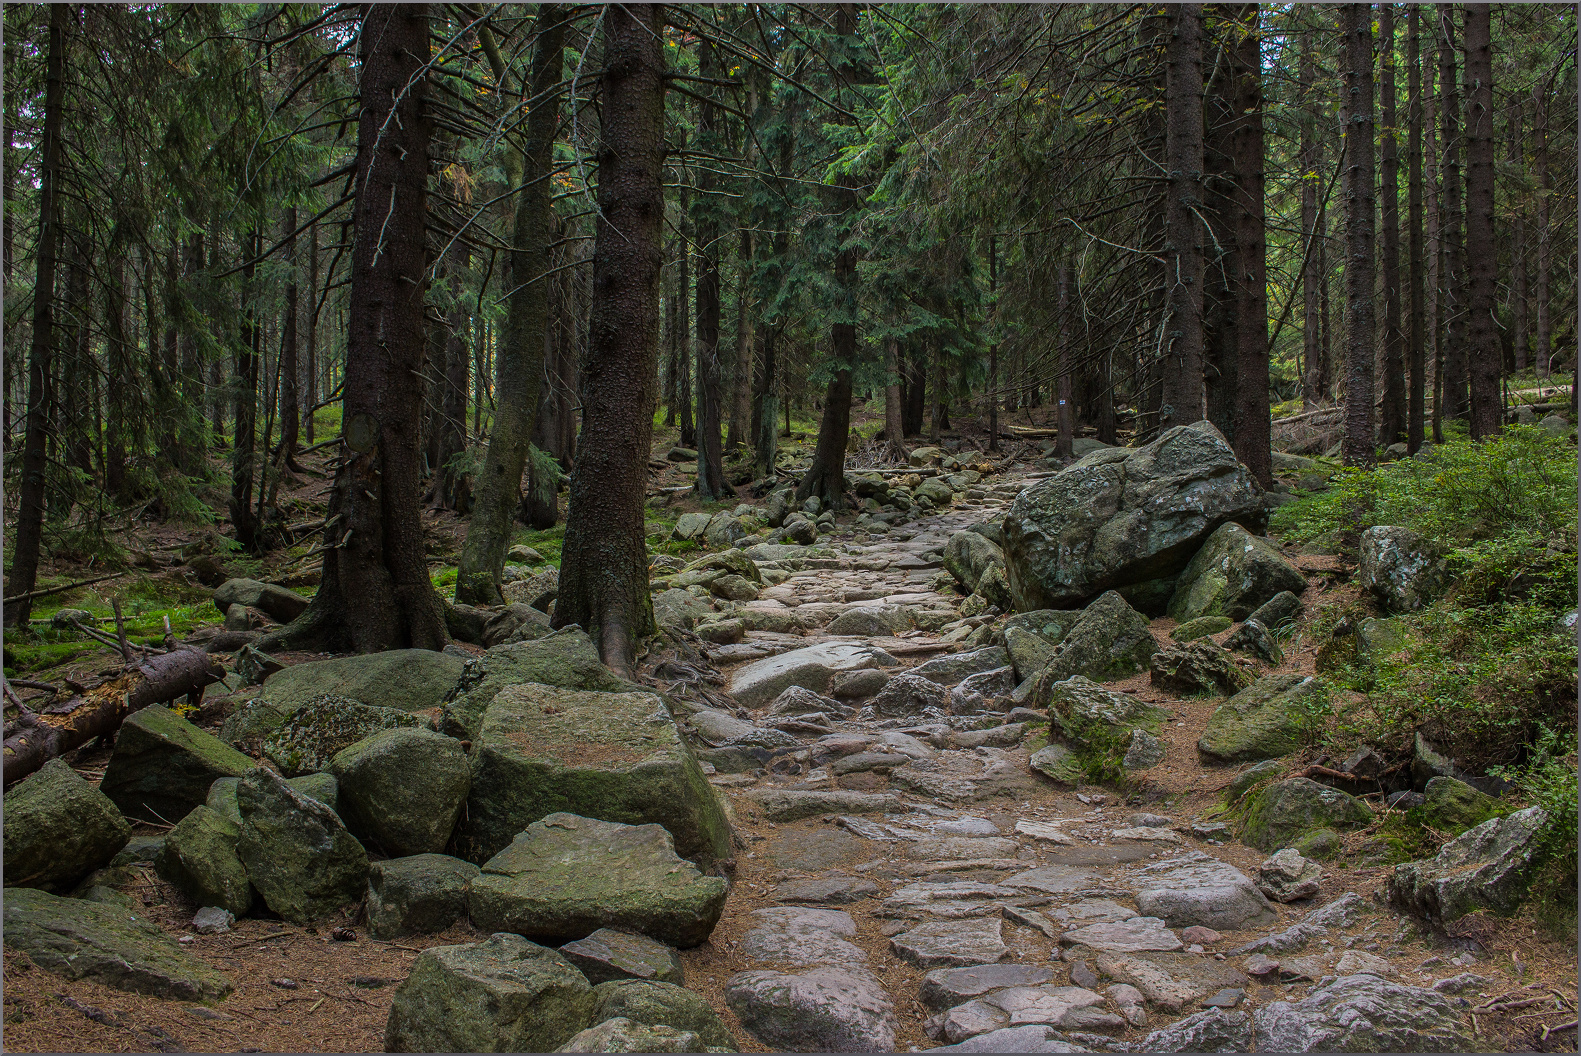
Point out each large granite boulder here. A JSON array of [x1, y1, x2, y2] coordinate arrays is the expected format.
[[1242, 777, 1371, 852], [366, 853, 478, 939], [871, 672, 951, 718], [561, 929, 685, 986], [653, 589, 715, 632], [439, 629, 636, 740], [1040, 592, 1160, 683], [384, 933, 597, 1053], [945, 530, 1006, 595], [101, 705, 254, 823], [590, 979, 733, 1050], [1252, 973, 1476, 1051], [1197, 673, 1323, 764], [726, 967, 897, 1052], [156, 805, 253, 916], [236, 769, 369, 923], [1149, 640, 1249, 697], [1388, 807, 1548, 922], [468, 813, 728, 948], [3, 886, 233, 999], [330, 727, 470, 856], [258, 648, 465, 716], [261, 694, 426, 776], [206, 772, 338, 825], [1129, 850, 1277, 930], [1003, 422, 1264, 612], [1043, 676, 1168, 750], [556, 1018, 712, 1053], [729, 641, 891, 708], [213, 577, 308, 624], [1167, 522, 1305, 622], [3, 758, 130, 892], [1419, 776, 1500, 834], [1358, 526, 1447, 613], [457, 683, 730, 866]]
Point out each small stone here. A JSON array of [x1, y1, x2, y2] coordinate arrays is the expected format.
[[1200, 987, 1243, 1009], [1334, 950, 1393, 976], [1243, 954, 1281, 978], [891, 918, 1008, 968], [1179, 926, 1222, 945], [192, 907, 234, 935], [919, 964, 1058, 1010], [559, 929, 684, 986], [1060, 917, 1182, 954], [1069, 959, 1100, 990], [1256, 848, 1323, 903]]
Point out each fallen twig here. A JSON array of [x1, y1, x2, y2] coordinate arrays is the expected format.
[[3, 571, 132, 606]]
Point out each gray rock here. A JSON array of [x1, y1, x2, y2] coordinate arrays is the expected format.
[[767, 685, 843, 717], [929, 1026, 1092, 1052], [1091, 951, 1249, 1013], [366, 853, 478, 939], [3, 886, 233, 999], [945, 530, 1006, 593], [1123, 729, 1167, 769], [1302, 891, 1368, 929], [1170, 615, 1233, 642], [329, 727, 470, 856], [653, 588, 715, 632], [589, 979, 731, 1049], [729, 641, 885, 707], [1038, 592, 1160, 684], [726, 966, 897, 1052], [439, 629, 635, 740], [482, 603, 554, 647], [832, 668, 891, 699], [739, 906, 868, 966], [3, 758, 130, 892], [1223, 618, 1283, 663], [1388, 807, 1549, 922], [383, 933, 596, 1053], [1003, 422, 1265, 611], [213, 578, 308, 624], [775, 876, 880, 905], [259, 648, 466, 715], [100, 704, 255, 824], [1197, 673, 1323, 764], [1224, 759, 1285, 801], [502, 566, 560, 609], [1028, 744, 1083, 785], [827, 604, 910, 636], [1257, 848, 1323, 902], [1539, 413, 1572, 436], [111, 835, 166, 867], [468, 813, 728, 948], [919, 964, 1058, 1010], [1044, 675, 1168, 749], [1004, 627, 1056, 682], [224, 603, 253, 631], [695, 618, 745, 644], [1167, 522, 1305, 622], [1149, 640, 1250, 696], [1420, 775, 1500, 834], [1060, 916, 1182, 954], [1140, 1008, 1253, 1053], [951, 667, 1017, 713], [746, 789, 898, 822], [206, 772, 337, 826], [689, 709, 799, 755], [192, 906, 234, 934], [1247, 590, 1304, 631], [156, 804, 253, 916], [914, 647, 1013, 686], [941, 986, 1118, 1042], [236, 769, 369, 924], [673, 511, 712, 539], [262, 694, 427, 776], [871, 671, 952, 717], [560, 929, 685, 986], [891, 918, 1008, 968], [556, 1017, 707, 1053], [1252, 973, 1476, 1052], [1358, 526, 1447, 613], [1432, 972, 1494, 995], [1242, 777, 1371, 852]]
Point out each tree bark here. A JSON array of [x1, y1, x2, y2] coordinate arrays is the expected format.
[[1230, 3, 1270, 486], [1300, 30, 1325, 409], [305, 222, 317, 443], [928, 337, 946, 443], [1437, 3, 1468, 422], [262, 3, 445, 653], [5, 4, 67, 629], [692, 38, 731, 502], [901, 346, 925, 437], [1378, 4, 1407, 446], [1424, 34, 1443, 443], [1462, 2, 1498, 437], [676, 137, 695, 448], [1406, 5, 1427, 452], [1054, 257, 1074, 458], [1160, 3, 1205, 431], [730, 227, 752, 452], [1510, 96, 1528, 376], [554, 1, 665, 677], [455, 6, 566, 605], [230, 229, 261, 547], [986, 232, 999, 452], [277, 206, 301, 467], [1533, 80, 1551, 376], [1341, 3, 1376, 467], [883, 337, 906, 460], [1202, 13, 1237, 442]]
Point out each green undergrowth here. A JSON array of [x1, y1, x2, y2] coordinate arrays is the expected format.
[[5, 599, 218, 677]]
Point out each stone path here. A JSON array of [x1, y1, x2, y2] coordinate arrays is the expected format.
[[669, 472, 1483, 1053]]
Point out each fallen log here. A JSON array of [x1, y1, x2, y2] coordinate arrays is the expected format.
[[2, 648, 225, 787]]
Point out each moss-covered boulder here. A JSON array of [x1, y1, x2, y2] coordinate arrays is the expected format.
[[1001, 609, 1081, 646], [1150, 640, 1250, 696], [1003, 627, 1055, 683], [1197, 674, 1323, 764], [457, 683, 730, 867], [591, 979, 734, 1050], [1420, 776, 1500, 835], [1388, 807, 1548, 922], [1167, 522, 1306, 622], [367, 853, 478, 939], [1042, 591, 1160, 682], [1028, 743, 1084, 785], [261, 694, 426, 776], [3, 886, 234, 999], [1241, 777, 1371, 852], [330, 727, 470, 856], [468, 814, 729, 948], [101, 705, 254, 823], [1358, 525, 1447, 613], [439, 629, 635, 740], [206, 773, 338, 825], [1170, 615, 1233, 642], [212, 578, 308, 624], [258, 649, 465, 718], [3, 759, 130, 892], [155, 804, 253, 916], [943, 530, 1004, 593], [236, 769, 368, 923], [560, 929, 685, 986], [1043, 676, 1168, 749], [1224, 759, 1285, 802], [384, 933, 596, 1053]]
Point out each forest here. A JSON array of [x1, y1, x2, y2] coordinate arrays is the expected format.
[[2, 4, 1578, 1055]]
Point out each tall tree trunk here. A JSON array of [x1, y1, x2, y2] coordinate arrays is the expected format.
[[883, 337, 906, 460], [1511, 97, 1528, 376], [1341, 3, 1376, 467], [729, 227, 752, 452], [455, 6, 566, 605], [1462, 2, 1498, 437], [676, 145, 695, 448], [754, 325, 778, 476], [1378, 4, 1407, 446], [1425, 33, 1443, 443], [928, 337, 945, 443], [1054, 257, 1074, 458], [1160, 3, 1205, 431], [1533, 80, 1551, 376], [305, 222, 317, 443], [105, 251, 131, 503], [1230, 3, 1270, 485], [230, 230, 261, 547], [1202, 12, 1237, 443], [555, 1, 666, 676], [178, 233, 205, 466], [5, 3, 67, 628], [277, 206, 301, 468], [1300, 31, 1325, 409], [262, 3, 446, 653], [1406, 5, 1427, 452], [693, 38, 731, 501], [428, 241, 471, 510], [986, 232, 999, 452], [1437, 3, 1468, 421]]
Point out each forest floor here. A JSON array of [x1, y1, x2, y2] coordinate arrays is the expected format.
[[4, 400, 1577, 1053]]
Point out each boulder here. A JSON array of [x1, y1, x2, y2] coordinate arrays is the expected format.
[[261, 694, 426, 776], [366, 853, 478, 939], [653, 588, 715, 632], [871, 672, 951, 718], [482, 603, 553, 647], [917, 478, 955, 506], [945, 531, 1006, 593], [1252, 973, 1476, 1052], [330, 727, 470, 856], [1140, 1008, 1253, 1053], [3, 886, 234, 1000], [704, 513, 748, 550], [383, 933, 597, 1053], [1358, 526, 1447, 613], [688, 709, 799, 771], [206, 772, 337, 825], [1004, 627, 1055, 683], [1002, 422, 1264, 612], [1059, 917, 1182, 955], [1256, 848, 1323, 902], [1388, 807, 1548, 922], [503, 567, 561, 610], [1242, 777, 1371, 853], [508, 544, 546, 564], [439, 629, 635, 740], [1224, 759, 1285, 801], [1123, 730, 1167, 769], [1130, 851, 1277, 930], [212, 578, 308, 624], [951, 667, 1017, 713], [673, 511, 712, 539], [729, 641, 889, 708], [468, 813, 728, 948], [1419, 776, 1499, 834], [155, 805, 252, 916], [695, 618, 745, 644], [3, 758, 130, 892], [1246, 590, 1304, 632], [235, 769, 369, 923], [1040, 592, 1159, 683], [780, 518, 819, 545], [827, 605, 911, 636], [258, 649, 465, 716], [726, 967, 897, 1052], [919, 964, 1058, 1010], [101, 705, 254, 823], [1091, 952, 1249, 1014], [1170, 615, 1232, 642], [1222, 618, 1282, 663], [1044, 676, 1168, 750], [556, 1018, 709, 1053], [458, 683, 730, 866], [1197, 674, 1323, 764], [590, 979, 731, 1049], [1029, 744, 1084, 785], [1149, 640, 1249, 696], [745, 788, 898, 822], [937, 985, 1119, 1041], [1166, 522, 1305, 622], [739, 906, 867, 966], [914, 647, 1013, 686], [1001, 609, 1081, 646], [560, 929, 685, 986], [891, 919, 1008, 968], [831, 668, 890, 699]]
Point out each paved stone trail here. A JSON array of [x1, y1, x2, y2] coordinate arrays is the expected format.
[[671, 471, 1482, 1053]]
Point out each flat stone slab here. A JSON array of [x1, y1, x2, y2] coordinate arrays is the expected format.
[[1092, 951, 1250, 1012], [468, 813, 727, 948], [1127, 851, 1277, 931], [1051, 899, 1135, 925], [559, 928, 684, 985], [1003, 866, 1098, 894], [774, 876, 881, 905], [367, 853, 478, 940], [739, 907, 866, 967], [906, 836, 1020, 861], [730, 642, 885, 707], [1060, 917, 1183, 954], [725, 966, 897, 1052], [943, 986, 1122, 1042], [929, 1026, 1092, 1052], [890, 918, 1008, 968], [920, 964, 1058, 1010], [746, 789, 897, 822]]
